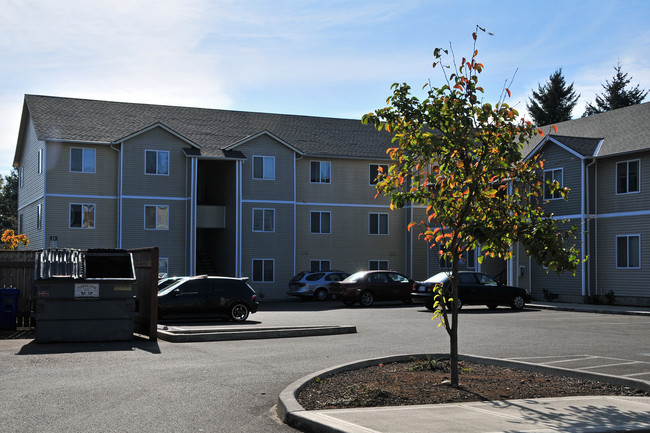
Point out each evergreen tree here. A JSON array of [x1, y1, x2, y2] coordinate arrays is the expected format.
[[0, 169, 19, 231], [526, 68, 579, 126], [583, 62, 648, 116]]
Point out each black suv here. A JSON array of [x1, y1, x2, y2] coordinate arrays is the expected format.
[[158, 275, 259, 321]]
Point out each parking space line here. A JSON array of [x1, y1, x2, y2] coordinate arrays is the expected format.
[[579, 361, 645, 370]]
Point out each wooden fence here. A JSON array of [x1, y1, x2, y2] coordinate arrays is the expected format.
[[0, 248, 158, 340]]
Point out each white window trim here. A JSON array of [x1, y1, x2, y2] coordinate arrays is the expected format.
[[144, 150, 170, 176], [252, 258, 275, 283], [69, 203, 95, 229], [19, 167, 23, 188], [37, 149, 43, 174], [144, 205, 170, 231], [252, 155, 275, 180], [70, 147, 96, 173], [616, 159, 641, 195], [616, 234, 641, 269], [310, 211, 331, 234], [368, 212, 389, 235], [543, 168, 563, 200], [36, 204, 42, 230], [310, 259, 331, 272], [252, 208, 275, 232], [369, 163, 388, 185], [310, 160, 331, 184], [369, 260, 389, 270]]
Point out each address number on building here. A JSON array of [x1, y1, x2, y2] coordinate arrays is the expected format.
[[75, 283, 99, 298]]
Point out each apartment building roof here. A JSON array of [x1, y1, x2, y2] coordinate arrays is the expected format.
[[15, 94, 394, 165]]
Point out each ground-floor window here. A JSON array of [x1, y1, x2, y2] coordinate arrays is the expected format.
[[253, 259, 274, 282], [145, 205, 169, 230], [158, 258, 168, 278], [310, 260, 330, 271], [70, 203, 95, 229], [369, 260, 389, 270], [616, 234, 640, 269]]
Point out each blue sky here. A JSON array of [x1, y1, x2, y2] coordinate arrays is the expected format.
[[1, 0, 649, 177]]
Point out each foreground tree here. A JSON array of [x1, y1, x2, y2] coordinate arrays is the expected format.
[[362, 27, 581, 387], [526, 68, 579, 125], [583, 62, 648, 116], [0, 169, 19, 231]]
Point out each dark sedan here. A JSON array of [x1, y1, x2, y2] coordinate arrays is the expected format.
[[411, 271, 532, 310], [329, 270, 413, 307]]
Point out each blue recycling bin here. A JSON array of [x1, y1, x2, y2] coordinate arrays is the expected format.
[[0, 287, 20, 331]]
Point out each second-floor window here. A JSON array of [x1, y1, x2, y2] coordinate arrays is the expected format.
[[145, 150, 169, 175], [253, 156, 275, 180], [37, 149, 43, 174], [369, 212, 388, 235], [369, 260, 389, 270], [617, 160, 640, 194], [253, 208, 274, 232], [617, 234, 640, 269], [369, 164, 388, 185], [70, 148, 96, 173], [543, 168, 563, 200], [145, 205, 169, 230], [70, 203, 95, 229], [311, 161, 331, 183], [311, 211, 331, 234]]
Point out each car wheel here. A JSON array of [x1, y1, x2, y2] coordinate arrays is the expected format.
[[424, 302, 435, 311], [314, 288, 328, 302], [230, 303, 250, 321], [359, 291, 374, 307], [486, 303, 499, 310], [510, 295, 525, 310]]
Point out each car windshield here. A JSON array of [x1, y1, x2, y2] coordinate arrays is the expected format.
[[343, 271, 366, 282], [158, 278, 188, 296], [423, 272, 451, 283]]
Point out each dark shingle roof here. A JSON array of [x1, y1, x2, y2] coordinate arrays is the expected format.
[[524, 102, 650, 158], [20, 94, 393, 160], [547, 135, 603, 157]]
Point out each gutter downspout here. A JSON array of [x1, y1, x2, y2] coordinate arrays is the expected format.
[[237, 160, 242, 277], [585, 158, 597, 297], [189, 158, 197, 275], [110, 142, 122, 249]]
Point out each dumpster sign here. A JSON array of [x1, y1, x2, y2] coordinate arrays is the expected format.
[[74, 283, 99, 298]]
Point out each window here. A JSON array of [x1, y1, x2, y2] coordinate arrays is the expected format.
[[369, 164, 389, 185], [70, 203, 95, 229], [617, 160, 640, 194], [159, 258, 169, 278], [439, 243, 452, 268], [310, 260, 331, 272], [253, 156, 275, 180], [617, 235, 640, 269], [543, 168, 563, 200], [19, 167, 23, 188], [70, 148, 96, 173], [252, 208, 274, 232], [310, 211, 331, 234], [145, 205, 169, 230], [36, 204, 42, 230], [37, 149, 43, 174], [18, 214, 23, 234], [465, 248, 477, 270], [145, 150, 169, 175], [310, 161, 331, 183], [253, 259, 274, 282], [369, 260, 389, 270], [369, 213, 388, 235]]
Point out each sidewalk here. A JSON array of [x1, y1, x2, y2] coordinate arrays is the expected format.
[[278, 302, 650, 433]]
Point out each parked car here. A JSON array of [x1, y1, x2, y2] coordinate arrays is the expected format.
[[287, 270, 350, 301], [329, 270, 414, 307], [411, 271, 532, 310], [157, 276, 183, 290], [158, 275, 259, 321]]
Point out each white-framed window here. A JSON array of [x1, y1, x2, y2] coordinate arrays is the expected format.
[[19, 167, 23, 188], [310, 260, 331, 272], [252, 156, 275, 180], [310, 161, 331, 183], [70, 148, 96, 173], [543, 168, 563, 200], [369, 260, 389, 270], [145, 205, 169, 230], [369, 164, 389, 185], [37, 149, 43, 174], [439, 243, 452, 268], [145, 150, 169, 175], [253, 259, 274, 282], [158, 258, 169, 278], [369, 212, 388, 235], [616, 234, 640, 269], [310, 211, 331, 234], [70, 203, 95, 229], [616, 160, 640, 194], [36, 204, 42, 230], [18, 214, 23, 234], [464, 247, 477, 270], [253, 208, 275, 232]]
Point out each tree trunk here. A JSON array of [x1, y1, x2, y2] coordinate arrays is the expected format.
[[449, 254, 460, 387]]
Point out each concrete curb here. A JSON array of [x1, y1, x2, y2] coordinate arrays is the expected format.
[[277, 353, 650, 433], [157, 325, 357, 342], [529, 302, 650, 316]]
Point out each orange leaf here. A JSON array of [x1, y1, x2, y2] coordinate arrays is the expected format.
[[538, 129, 545, 137], [552, 124, 558, 133], [505, 88, 511, 97]]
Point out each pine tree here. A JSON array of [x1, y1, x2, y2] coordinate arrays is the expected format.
[[0, 169, 19, 231], [583, 62, 648, 116], [526, 68, 579, 126]]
